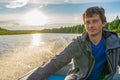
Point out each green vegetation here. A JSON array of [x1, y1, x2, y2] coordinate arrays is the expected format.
[[106, 16, 120, 33], [0, 28, 41, 35], [0, 16, 120, 35], [40, 24, 85, 33]]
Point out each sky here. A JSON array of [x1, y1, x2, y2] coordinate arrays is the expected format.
[[0, 0, 120, 30]]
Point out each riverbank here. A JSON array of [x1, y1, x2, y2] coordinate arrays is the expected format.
[[0, 30, 42, 35]]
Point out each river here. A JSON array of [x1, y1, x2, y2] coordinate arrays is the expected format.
[[0, 33, 80, 80]]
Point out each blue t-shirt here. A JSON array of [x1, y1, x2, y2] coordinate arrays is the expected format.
[[87, 36, 107, 80], [48, 75, 66, 80]]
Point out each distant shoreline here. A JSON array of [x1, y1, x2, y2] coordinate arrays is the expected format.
[[0, 30, 41, 35], [0, 31, 119, 35], [0, 30, 81, 35]]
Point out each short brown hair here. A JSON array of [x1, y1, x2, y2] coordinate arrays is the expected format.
[[83, 6, 106, 23]]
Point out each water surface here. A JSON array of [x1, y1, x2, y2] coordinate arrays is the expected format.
[[0, 33, 80, 80]]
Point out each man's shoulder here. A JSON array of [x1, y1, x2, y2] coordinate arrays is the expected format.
[[103, 31, 119, 39], [72, 36, 83, 43], [74, 32, 87, 42]]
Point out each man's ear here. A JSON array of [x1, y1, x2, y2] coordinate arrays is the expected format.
[[102, 22, 106, 27]]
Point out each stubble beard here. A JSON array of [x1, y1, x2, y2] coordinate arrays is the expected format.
[[89, 30, 102, 37]]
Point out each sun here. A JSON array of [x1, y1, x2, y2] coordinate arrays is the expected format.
[[22, 9, 48, 26]]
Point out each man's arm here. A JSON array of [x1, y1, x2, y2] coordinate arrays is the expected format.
[[27, 39, 80, 80], [118, 37, 120, 66]]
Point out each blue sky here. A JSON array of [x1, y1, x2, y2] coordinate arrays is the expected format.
[[0, 0, 120, 30]]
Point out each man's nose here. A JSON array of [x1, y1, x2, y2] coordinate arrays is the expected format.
[[88, 22, 94, 28]]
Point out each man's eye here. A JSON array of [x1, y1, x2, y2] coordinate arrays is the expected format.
[[85, 21, 90, 24]]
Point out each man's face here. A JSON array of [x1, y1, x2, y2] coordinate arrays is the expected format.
[[84, 14, 105, 36]]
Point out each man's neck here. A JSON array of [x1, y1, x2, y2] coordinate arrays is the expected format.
[[88, 33, 102, 45]]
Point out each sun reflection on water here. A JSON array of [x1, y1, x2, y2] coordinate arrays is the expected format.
[[29, 34, 44, 48]]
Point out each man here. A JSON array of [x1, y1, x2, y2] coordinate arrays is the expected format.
[[27, 6, 120, 80]]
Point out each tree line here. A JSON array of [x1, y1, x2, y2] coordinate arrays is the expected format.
[[40, 24, 85, 33], [106, 16, 120, 33]]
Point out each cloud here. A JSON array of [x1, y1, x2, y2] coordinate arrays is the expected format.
[[65, 0, 120, 3], [11, 0, 117, 10], [0, 13, 22, 22], [6, 0, 29, 8], [29, 0, 120, 4], [0, 0, 13, 3], [1, 0, 120, 6]]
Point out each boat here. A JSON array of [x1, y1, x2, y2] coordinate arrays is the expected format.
[[17, 64, 72, 80], [17, 63, 120, 80]]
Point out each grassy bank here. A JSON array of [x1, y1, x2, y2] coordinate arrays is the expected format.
[[0, 30, 42, 35]]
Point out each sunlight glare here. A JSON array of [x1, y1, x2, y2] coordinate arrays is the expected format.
[[17, 0, 29, 3], [29, 34, 44, 48], [23, 9, 48, 26]]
